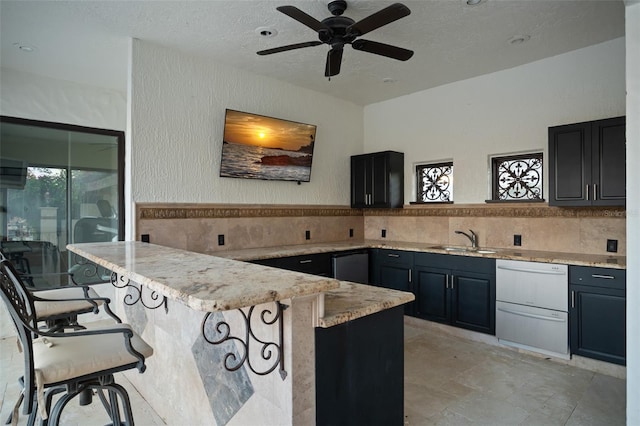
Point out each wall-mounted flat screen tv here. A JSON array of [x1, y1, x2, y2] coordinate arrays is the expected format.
[[219, 109, 317, 182]]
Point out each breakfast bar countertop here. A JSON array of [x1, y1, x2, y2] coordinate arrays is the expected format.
[[67, 241, 340, 312]]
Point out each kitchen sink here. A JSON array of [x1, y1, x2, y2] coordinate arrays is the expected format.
[[431, 246, 498, 254]]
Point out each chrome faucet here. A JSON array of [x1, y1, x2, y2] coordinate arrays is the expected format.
[[455, 229, 478, 249]]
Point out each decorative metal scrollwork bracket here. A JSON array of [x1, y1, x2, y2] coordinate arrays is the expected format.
[[71, 254, 111, 284], [201, 302, 287, 380], [110, 272, 168, 313]]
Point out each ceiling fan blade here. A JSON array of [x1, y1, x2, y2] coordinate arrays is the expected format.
[[347, 3, 411, 36], [325, 48, 344, 77], [257, 41, 323, 56], [276, 6, 329, 32], [351, 39, 413, 61]]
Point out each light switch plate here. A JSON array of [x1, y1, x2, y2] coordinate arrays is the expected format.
[[606, 239, 618, 253]]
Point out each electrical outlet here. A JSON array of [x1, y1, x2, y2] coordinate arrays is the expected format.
[[349, 228, 354, 238], [305, 230, 311, 240], [141, 234, 150, 243], [218, 234, 225, 246], [514, 234, 522, 246], [606, 239, 618, 253], [381, 229, 387, 238]]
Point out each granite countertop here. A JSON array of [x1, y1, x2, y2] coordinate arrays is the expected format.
[[318, 281, 414, 328], [67, 241, 340, 312], [218, 240, 626, 269]]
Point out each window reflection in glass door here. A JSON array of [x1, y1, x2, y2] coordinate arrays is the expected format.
[[1, 117, 123, 285]]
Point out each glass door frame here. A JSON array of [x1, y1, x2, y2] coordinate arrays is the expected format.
[[0, 115, 125, 242]]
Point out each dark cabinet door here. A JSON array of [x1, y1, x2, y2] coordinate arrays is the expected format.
[[370, 153, 389, 207], [379, 264, 411, 292], [372, 249, 414, 314], [549, 122, 591, 205], [570, 284, 626, 365], [350, 155, 370, 208], [549, 116, 625, 206], [591, 117, 626, 205], [451, 271, 495, 335], [414, 266, 449, 323], [350, 151, 404, 208], [379, 263, 413, 314]]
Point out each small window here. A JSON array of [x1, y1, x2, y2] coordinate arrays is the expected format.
[[416, 162, 453, 203], [491, 153, 543, 201]]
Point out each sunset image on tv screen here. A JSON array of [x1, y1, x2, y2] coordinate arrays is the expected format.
[[220, 110, 317, 182]]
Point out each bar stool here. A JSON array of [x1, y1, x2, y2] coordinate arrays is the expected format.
[[0, 260, 153, 426]]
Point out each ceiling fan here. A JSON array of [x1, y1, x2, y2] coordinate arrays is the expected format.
[[257, 1, 414, 77]]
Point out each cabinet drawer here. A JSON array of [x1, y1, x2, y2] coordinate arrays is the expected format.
[[569, 266, 625, 290], [415, 252, 495, 275], [378, 249, 413, 265], [253, 253, 332, 276]]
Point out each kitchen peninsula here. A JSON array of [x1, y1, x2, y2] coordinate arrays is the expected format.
[[67, 241, 414, 426]]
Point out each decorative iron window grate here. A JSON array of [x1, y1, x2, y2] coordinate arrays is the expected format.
[[416, 162, 453, 202], [491, 153, 543, 201]]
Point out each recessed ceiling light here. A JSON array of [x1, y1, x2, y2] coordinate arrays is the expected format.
[[13, 43, 36, 52], [508, 35, 531, 45], [256, 27, 278, 37]]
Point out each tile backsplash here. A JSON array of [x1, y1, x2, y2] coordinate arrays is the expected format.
[[136, 203, 626, 256]]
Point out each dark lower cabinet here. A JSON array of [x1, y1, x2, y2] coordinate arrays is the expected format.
[[316, 305, 404, 426], [370, 249, 413, 314], [371, 249, 495, 335], [413, 253, 495, 335], [414, 267, 449, 323], [451, 271, 495, 333], [569, 266, 626, 365]]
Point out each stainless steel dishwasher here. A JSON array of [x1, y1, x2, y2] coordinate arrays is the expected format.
[[496, 259, 569, 359]]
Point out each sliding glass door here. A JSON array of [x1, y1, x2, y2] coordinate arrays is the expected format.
[[0, 117, 123, 284]]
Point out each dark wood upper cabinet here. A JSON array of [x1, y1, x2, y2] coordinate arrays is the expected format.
[[351, 151, 404, 208], [549, 116, 625, 206]]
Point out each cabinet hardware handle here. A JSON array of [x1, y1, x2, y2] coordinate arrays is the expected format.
[[450, 275, 455, 290], [571, 290, 575, 308], [497, 265, 566, 275], [591, 274, 614, 280], [593, 184, 598, 201], [445, 275, 449, 289], [408, 269, 412, 283], [299, 259, 313, 264], [586, 185, 590, 201], [387, 254, 400, 258]]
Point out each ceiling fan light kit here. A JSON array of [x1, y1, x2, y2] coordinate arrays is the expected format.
[[257, 1, 414, 78]]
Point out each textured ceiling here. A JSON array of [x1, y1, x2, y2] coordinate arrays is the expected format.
[[0, 0, 625, 105]]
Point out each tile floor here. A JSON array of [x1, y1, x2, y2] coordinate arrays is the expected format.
[[1, 317, 626, 425]]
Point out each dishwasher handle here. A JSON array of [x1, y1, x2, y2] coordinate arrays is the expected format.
[[497, 265, 566, 275], [497, 306, 566, 323]]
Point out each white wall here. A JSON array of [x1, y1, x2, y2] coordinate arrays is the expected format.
[[0, 68, 126, 131], [625, 2, 639, 423], [363, 38, 626, 204], [128, 40, 363, 211]]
